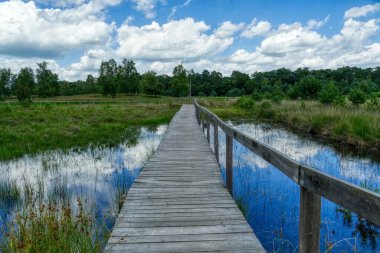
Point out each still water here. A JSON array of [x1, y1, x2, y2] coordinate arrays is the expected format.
[[209, 121, 379, 253], [0, 125, 167, 237]]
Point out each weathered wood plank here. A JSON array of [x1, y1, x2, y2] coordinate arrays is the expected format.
[[105, 105, 264, 252]]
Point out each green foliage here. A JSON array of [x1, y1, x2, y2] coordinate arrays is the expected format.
[[258, 101, 275, 118], [209, 90, 217, 97], [15, 68, 34, 103], [141, 71, 163, 96], [226, 88, 243, 97], [367, 93, 379, 107], [333, 95, 346, 106], [200, 98, 380, 155], [271, 84, 284, 103], [170, 64, 188, 97], [2, 61, 380, 100], [293, 76, 322, 99], [250, 91, 262, 101], [98, 59, 118, 98], [319, 81, 340, 104], [118, 59, 140, 95], [0, 97, 181, 161], [2, 199, 105, 253], [36, 62, 59, 97], [0, 68, 12, 98], [348, 87, 367, 105], [237, 96, 255, 110]]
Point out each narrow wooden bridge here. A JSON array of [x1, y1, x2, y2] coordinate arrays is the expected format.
[[105, 105, 265, 252], [106, 102, 380, 253]]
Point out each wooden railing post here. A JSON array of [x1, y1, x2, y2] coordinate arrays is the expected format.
[[195, 107, 199, 123], [299, 186, 321, 253], [207, 117, 210, 143], [201, 112, 205, 131], [214, 123, 219, 164], [226, 133, 233, 196]]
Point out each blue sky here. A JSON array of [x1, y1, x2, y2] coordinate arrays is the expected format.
[[0, 0, 379, 80]]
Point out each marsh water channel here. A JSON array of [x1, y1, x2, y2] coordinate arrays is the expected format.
[[0, 125, 167, 242], [0, 118, 379, 252], [207, 120, 380, 253]]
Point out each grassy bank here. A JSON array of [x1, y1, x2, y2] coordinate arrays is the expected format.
[[0, 95, 185, 161], [198, 98, 380, 156]]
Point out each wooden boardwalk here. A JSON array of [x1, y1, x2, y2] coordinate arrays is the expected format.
[[105, 105, 264, 252]]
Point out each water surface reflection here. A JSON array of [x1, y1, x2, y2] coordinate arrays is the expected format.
[[210, 121, 379, 252], [0, 125, 167, 236]]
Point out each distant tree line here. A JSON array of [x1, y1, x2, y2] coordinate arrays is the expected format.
[[1, 59, 380, 105]]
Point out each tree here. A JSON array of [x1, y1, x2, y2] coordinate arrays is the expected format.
[[118, 59, 140, 95], [295, 76, 322, 99], [0, 68, 12, 98], [170, 65, 188, 97], [319, 81, 340, 104], [231, 71, 249, 91], [141, 71, 163, 96], [98, 59, 118, 97], [15, 68, 34, 103], [36, 62, 59, 97], [85, 74, 100, 94], [348, 88, 366, 105]]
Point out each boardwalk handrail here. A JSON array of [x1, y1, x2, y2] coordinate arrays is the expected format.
[[193, 98, 380, 253]]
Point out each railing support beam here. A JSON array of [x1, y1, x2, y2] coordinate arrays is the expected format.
[[214, 123, 219, 164], [299, 186, 321, 253], [226, 134, 233, 196], [207, 118, 210, 143]]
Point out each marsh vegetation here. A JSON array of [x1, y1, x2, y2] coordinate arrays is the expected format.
[[199, 97, 380, 157], [0, 95, 183, 161], [0, 123, 167, 252]]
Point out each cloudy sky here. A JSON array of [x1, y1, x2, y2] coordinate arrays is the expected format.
[[0, 0, 380, 80]]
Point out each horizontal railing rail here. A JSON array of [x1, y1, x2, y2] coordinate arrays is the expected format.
[[193, 98, 380, 253]]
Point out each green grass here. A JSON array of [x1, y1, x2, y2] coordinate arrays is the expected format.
[[2, 199, 106, 253], [0, 95, 186, 161], [198, 98, 380, 155]]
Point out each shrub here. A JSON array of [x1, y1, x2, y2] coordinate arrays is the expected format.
[[226, 88, 243, 97], [209, 90, 218, 97], [250, 91, 262, 101], [367, 93, 379, 107], [334, 95, 346, 107], [348, 88, 367, 105], [319, 81, 340, 104], [258, 101, 275, 118], [237, 96, 255, 110]]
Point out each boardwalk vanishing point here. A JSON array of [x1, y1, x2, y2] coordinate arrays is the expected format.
[[105, 105, 265, 252]]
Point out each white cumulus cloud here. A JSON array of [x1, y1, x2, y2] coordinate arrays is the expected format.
[[241, 19, 271, 38], [116, 18, 236, 61], [130, 0, 167, 19], [344, 3, 380, 19], [213, 21, 245, 38], [0, 0, 115, 58]]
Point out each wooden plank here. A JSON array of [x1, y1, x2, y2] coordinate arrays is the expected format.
[[107, 232, 255, 244], [105, 105, 264, 252], [105, 240, 265, 253]]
